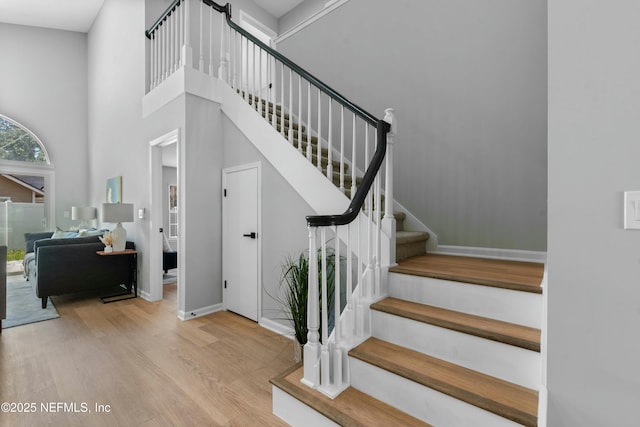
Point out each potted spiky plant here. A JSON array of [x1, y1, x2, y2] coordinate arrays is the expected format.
[[280, 248, 336, 362]]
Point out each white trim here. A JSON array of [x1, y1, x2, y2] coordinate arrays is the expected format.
[[274, 0, 351, 45], [260, 317, 294, 339], [149, 129, 182, 318], [222, 162, 263, 323], [178, 303, 224, 321], [138, 288, 152, 301], [239, 10, 277, 41], [434, 245, 547, 263], [0, 159, 55, 230], [0, 113, 51, 165]]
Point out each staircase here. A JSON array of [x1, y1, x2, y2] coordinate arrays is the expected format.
[[246, 92, 430, 262], [272, 253, 543, 426], [146, 2, 543, 425]]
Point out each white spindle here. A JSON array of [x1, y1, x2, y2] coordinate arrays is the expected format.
[[243, 38, 249, 101], [302, 227, 320, 388], [298, 76, 303, 153], [258, 47, 263, 116], [333, 225, 343, 388], [162, 24, 167, 80], [280, 64, 285, 137], [209, 7, 214, 76], [175, 7, 181, 69], [150, 34, 155, 89], [198, 0, 204, 71], [171, 12, 176, 72], [327, 99, 333, 178], [317, 89, 322, 171], [339, 105, 345, 193], [382, 108, 397, 265], [288, 69, 293, 144], [270, 55, 276, 128], [374, 127, 382, 297], [252, 43, 256, 107], [365, 124, 373, 299], [178, 2, 183, 67], [183, 0, 192, 68], [306, 82, 312, 161], [351, 113, 357, 198]]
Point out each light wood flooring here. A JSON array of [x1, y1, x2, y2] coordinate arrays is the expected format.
[[0, 283, 294, 427]]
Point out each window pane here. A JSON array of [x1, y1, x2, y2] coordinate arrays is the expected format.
[[0, 115, 49, 163]]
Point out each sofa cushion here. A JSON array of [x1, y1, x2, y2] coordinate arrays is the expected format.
[[24, 232, 54, 254]]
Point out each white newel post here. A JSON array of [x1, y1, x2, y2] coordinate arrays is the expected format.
[[182, 0, 193, 69], [302, 226, 321, 388], [382, 108, 397, 266], [218, 16, 229, 82]]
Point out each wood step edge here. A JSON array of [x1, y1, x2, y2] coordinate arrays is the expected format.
[[271, 363, 432, 427], [371, 297, 540, 352], [349, 338, 538, 427], [389, 255, 543, 294]]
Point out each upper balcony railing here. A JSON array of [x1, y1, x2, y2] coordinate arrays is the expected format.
[[147, 0, 396, 399]]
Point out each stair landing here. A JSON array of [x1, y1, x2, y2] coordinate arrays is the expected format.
[[390, 254, 544, 294]]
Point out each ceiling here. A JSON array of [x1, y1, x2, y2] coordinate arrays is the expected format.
[[252, 0, 304, 18], [0, 0, 303, 33], [0, 0, 104, 32]]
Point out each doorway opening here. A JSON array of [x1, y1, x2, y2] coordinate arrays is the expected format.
[[149, 129, 183, 312]]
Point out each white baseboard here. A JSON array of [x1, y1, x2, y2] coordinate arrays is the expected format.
[[138, 289, 152, 301], [260, 317, 294, 339], [434, 245, 547, 264], [178, 303, 224, 321]]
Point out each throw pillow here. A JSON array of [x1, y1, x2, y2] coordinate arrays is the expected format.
[[52, 226, 79, 239], [162, 232, 173, 252], [78, 228, 103, 237]]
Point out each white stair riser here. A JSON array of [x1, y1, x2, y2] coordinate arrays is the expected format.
[[372, 310, 541, 390], [349, 358, 523, 427], [272, 386, 340, 427], [389, 273, 542, 328]]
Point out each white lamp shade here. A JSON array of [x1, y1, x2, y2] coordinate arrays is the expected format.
[[101, 203, 134, 223], [71, 206, 97, 221]]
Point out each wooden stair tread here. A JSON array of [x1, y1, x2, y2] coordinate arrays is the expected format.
[[350, 338, 538, 427], [372, 297, 540, 351], [396, 230, 430, 244], [271, 364, 432, 427], [389, 254, 544, 294]]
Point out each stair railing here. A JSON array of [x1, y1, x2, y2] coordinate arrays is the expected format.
[[147, 0, 397, 398]]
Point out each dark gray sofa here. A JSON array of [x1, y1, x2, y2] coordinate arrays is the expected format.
[[24, 232, 135, 308]]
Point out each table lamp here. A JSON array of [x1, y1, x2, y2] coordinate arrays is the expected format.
[[71, 206, 97, 229], [102, 203, 134, 251]]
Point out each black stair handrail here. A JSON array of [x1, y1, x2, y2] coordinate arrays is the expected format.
[[146, 0, 391, 228]]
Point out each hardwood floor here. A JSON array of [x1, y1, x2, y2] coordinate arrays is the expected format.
[[0, 283, 294, 427]]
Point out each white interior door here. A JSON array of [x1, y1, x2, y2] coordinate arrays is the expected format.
[[223, 163, 260, 321]]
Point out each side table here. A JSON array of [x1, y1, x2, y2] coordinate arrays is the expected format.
[[96, 249, 138, 303]]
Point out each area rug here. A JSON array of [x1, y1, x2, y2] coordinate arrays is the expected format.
[[2, 279, 59, 329]]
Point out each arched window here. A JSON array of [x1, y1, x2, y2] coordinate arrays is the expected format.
[[0, 114, 50, 164]]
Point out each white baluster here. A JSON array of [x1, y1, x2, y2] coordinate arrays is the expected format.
[[327, 99, 333, 178], [198, 0, 204, 71], [339, 105, 345, 193], [374, 127, 382, 297], [150, 33, 155, 89], [306, 82, 312, 161], [351, 113, 357, 198], [298, 76, 303, 153], [182, 0, 192, 68], [356, 212, 365, 337], [365, 124, 373, 300], [252, 43, 256, 108], [382, 108, 397, 266], [270, 55, 276, 128], [302, 226, 320, 388], [178, 2, 183, 67], [317, 89, 322, 171], [244, 38, 249, 101], [170, 11, 176, 72], [280, 63, 285, 137], [162, 24, 167, 80], [175, 6, 180, 69], [288, 69, 293, 144], [210, 7, 214, 76], [258, 47, 263, 116], [333, 225, 343, 389]]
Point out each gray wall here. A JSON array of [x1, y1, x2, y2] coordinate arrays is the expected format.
[[277, 0, 547, 251], [0, 23, 89, 230], [547, 0, 640, 425], [278, 0, 325, 34], [223, 114, 312, 327]]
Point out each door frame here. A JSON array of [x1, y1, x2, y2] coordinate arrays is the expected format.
[[148, 128, 183, 312], [222, 161, 262, 322]]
